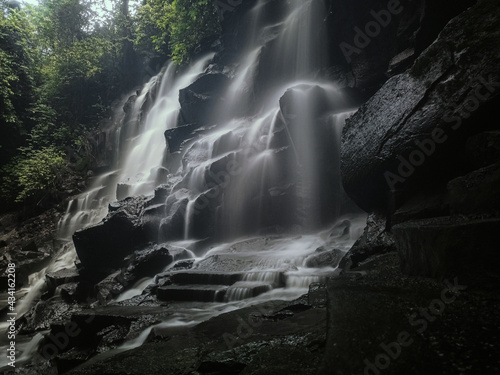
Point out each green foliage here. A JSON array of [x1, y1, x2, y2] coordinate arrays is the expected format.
[[135, 0, 220, 65], [0, 146, 67, 204], [168, 0, 220, 64], [0, 0, 222, 210], [0, 4, 37, 162], [135, 0, 171, 59]]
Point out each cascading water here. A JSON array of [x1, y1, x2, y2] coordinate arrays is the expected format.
[[2, 0, 367, 368]]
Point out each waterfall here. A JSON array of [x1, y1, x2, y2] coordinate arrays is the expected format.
[[25, 0, 358, 300], [5, 1, 367, 367]]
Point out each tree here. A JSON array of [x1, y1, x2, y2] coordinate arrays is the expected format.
[[0, 2, 36, 163], [135, 0, 220, 65]]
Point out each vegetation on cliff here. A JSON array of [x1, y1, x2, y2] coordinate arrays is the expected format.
[[0, 0, 221, 210]]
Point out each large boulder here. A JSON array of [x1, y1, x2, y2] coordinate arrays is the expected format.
[[73, 197, 150, 279], [340, 0, 500, 213], [178, 73, 230, 127], [339, 213, 395, 270], [324, 0, 475, 94]]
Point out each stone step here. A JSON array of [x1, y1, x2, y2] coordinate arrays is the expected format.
[[224, 282, 272, 302], [169, 271, 244, 286], [157, 284, 229, 302]]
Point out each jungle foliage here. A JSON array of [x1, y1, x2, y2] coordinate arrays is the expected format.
[[0, 0, 221, 210]]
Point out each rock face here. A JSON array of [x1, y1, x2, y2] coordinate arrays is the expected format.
[[340, 0, 500, 213], [339, 213, 396, 270], [73, 197, 150, 278], [393, 216, 500, 281], [178, 73, 230, 127], [324, 0, 475, 95]]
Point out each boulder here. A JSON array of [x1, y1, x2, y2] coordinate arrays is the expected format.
[[340, 0, 500, 212], [164, 124, 201, 153], [95, 271, 126, 304], [122, 244, 182, 283], [339, 213, 395, 270], [178, 73, 230, 127], [157, 284, 228, 302], [46, 268, 80, 295], [73, 196, 150, 278], [305, 249, 345, 268]]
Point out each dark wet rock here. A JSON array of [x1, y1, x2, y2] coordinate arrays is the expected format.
[[0, 249, 52, 289], [392, 215, 500, 284], [66, 299, 327, 375], [339, 213, 395, 270], [170, 271, 244, 286], [268, 303, 314, 321], [392, 189, 450, 225], [325, 0, 475, 94], [197, 360, 246, 374], [305, 248, 345, 268], [73, 196, 150, 279], [122, 94, 137, 114], [447, 162, 500, 215], [46, 268, 80, 295], [308, 282, 327, 308], [55, 305, 172, 354], [340, 0, 500, 213], [322, 252, 500, 375], [122, 245, 174, 282], [145, 184, 170, 206], [157, 284, 228, 302], [95, 324, 130, 352], [164, 123, 201, 153], [465, 130, 500, 169], [18, 298, 83, 334], [59, 283, 81, 303], [55, 348, 96, 374], [170, 258, 195, 271], [94, 271, 126, 305], [178, 73, 231, 127]]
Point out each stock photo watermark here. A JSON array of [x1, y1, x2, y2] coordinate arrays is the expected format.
[[384, 73, 500, 190], [5, 263, 16, 368], [340, 0, 404, 63], [39, 309, 95, 360], [363, 277, 467, 375]]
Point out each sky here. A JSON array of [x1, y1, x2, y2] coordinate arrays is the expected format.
[[19, 0, 118, 19]]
